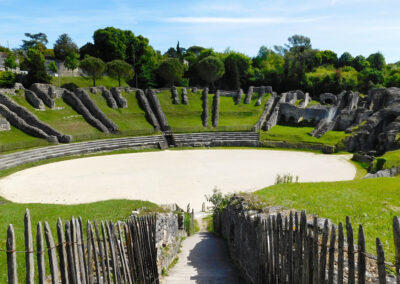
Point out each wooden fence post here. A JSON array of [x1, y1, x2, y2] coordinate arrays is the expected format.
[[328, 224, 336, 284], [44, 221, 59, 284], [393, 216, 400, 284], [56, 218, 69, 284], [7, 224, 18, 284], [37, 222, 46, 284], [24, 209, 34, 284], [346, 216, 355, 284], [94, 220, 107, 284], [358, 225, 366, 284], [65, 221, 78, 284], [312, 217, 319, 284], [337, 222, 344, 284], [376, 238, 386, 284], [319, 219, 329, 283]]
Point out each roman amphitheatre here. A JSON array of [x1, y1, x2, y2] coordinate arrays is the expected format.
[[0, 28, 399, 283]]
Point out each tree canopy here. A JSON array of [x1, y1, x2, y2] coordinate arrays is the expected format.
[[21, 33, 48, 51], [196, 56, 225, 87], [79, 56, 106, 86], [157, 58, 185, 86], [54, 33, 79, 61], [107, 59, 134, 87]]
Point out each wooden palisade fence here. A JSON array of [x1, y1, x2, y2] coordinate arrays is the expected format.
[[6, 209, 159, 284], [257, 211, 399, 283], [215, 209, 400, 283]]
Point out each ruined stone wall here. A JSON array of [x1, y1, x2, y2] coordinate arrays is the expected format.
[[156, 213, 185, 275], [212, 91, 220, 127], [136, 89, 160, 131], [110, 87, 128, 108], [201, 88, 209, 127], [146, 89, 170, 131]]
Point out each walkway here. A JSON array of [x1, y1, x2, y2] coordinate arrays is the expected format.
[[162, 215, 241, 284]]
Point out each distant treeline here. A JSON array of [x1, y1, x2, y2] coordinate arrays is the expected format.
[[2, 28, 399, 95]]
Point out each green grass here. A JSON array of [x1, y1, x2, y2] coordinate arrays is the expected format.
[[255, 176, 400, 262], [9, 90, 102, 137], [0, 126, 50, 152], [156, 88, 269, 132], [51, 76, 128, 89], [260, 125, 348, 146], [87, 90, 155, 133], [373, 149, 400, 171], [0, 198, 161, 282]]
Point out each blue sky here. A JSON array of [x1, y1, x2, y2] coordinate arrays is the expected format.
[[1, 0, 399, 62]]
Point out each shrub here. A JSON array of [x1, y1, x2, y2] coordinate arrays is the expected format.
[[0, 71, 16, 88], [275, 173, 299, 184], [205, 188, 232, 210]]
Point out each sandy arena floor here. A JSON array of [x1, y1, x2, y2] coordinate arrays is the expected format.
[[0, 149, 356, 210]]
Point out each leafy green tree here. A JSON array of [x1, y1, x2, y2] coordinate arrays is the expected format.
[[157, 58, 184, 86], [316, 50, 338, 65], [48, 61, 58, 73], [4, 53, 18, 70], [358, 67, 384, 92], [337, 52, 354, 67], [64, 52, 80, 75], [0, 71, 16, 87], [107, 59, 134, 87], [222, 52, 252, 89], [186, 46, 204, 56], [285, 35, 312, 52], [196, 56, 225, 89], [79, 56, 105, 86], [25, 48, 52, 84], [54, 33, 79, 60], [367, 52, 386, 70], [21, 32, 48, 51], [92, 27, 130, 62], [352, 55, 370, 71], [256, 52, 285, 89]]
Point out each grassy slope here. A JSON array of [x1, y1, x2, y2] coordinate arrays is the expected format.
[[87, 90, 154, 134], [11, 90, 101, 137], [157, 89, 269, 132], [260, 125, 348, 146], [0, 198, 161, 281], [374, 149, 400, 170], [255, 176, 400, 261], [51, 76, 128, 89]]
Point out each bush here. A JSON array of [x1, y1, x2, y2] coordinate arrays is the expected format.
[[0, 71, 16, 88], [205, 188, 232, 210], [61, 82, 79, 92], [275, 173, 299, 184]]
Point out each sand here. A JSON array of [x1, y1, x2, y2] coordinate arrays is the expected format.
[[0, 149, 356, 211]]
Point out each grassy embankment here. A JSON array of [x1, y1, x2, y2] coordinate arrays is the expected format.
[[51, 76, 128, 89], [255, 176, 400, 262], [156, 88, 270, 133], [373, 149, 400, 171], [260, 125, 348, 147], [0, 88, 156, 152]]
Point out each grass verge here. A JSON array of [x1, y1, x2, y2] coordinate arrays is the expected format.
[[255, 176, 400, 262]]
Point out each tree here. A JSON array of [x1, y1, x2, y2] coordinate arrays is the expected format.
[[157, 58, 184, 86], [79, 56, 105, 86], [54, 33, 79, 61], [337, 52, 354, 67], [285, 35, 312, 52], [92, 27, 130, 62], [107, 59, 134, 87], [4, 53, 18, 71], [21, 32, 48, 51], [316, 50, 338, 65], [64, 52, 80, 75], [196, 56, 225, 89], [367, 52, 386, 70], [352, 55, 370, 71], [48, 61, 58, 73], [223, 52, 252, 89], [25, 48, 51, 84]]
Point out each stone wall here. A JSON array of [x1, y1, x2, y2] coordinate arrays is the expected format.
[[136, 89, 161, 131], [146, 89, 171, 131], [201, 88, 209, 127], [110, 87, 128, 108], [156, 213, 185, 275], [212, 91, 220, 127]]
